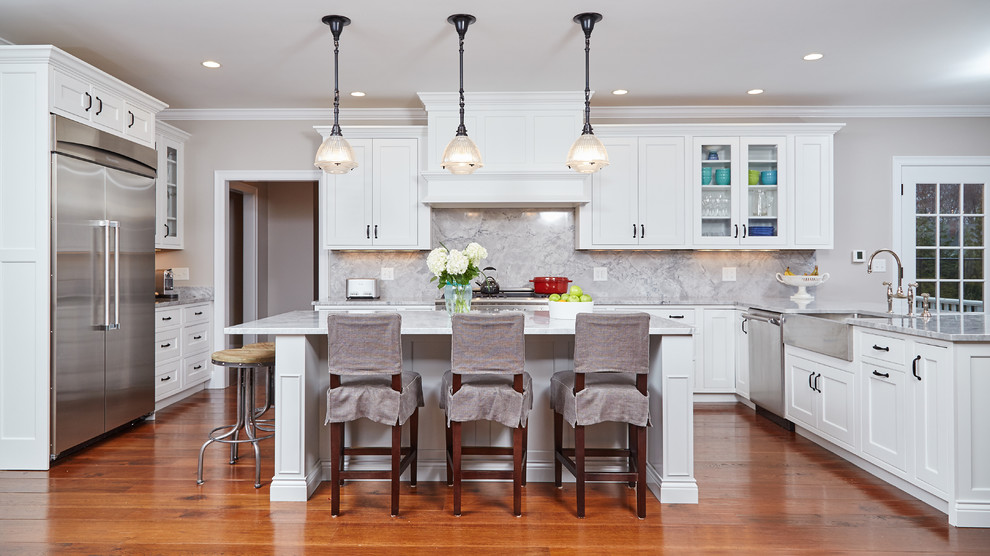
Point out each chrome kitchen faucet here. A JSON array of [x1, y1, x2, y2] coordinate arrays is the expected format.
[[867, 248, 916, 315]]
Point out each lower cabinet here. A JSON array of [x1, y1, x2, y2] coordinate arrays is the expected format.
[[699, 308, 737, 393], [860, 360, 910, 474], [785, 347, 857, 451], [155, 302, 213, 409], [734, 309, 750, 399]]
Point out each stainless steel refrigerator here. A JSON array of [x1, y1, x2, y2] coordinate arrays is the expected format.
[[50, 115, 157, 458]]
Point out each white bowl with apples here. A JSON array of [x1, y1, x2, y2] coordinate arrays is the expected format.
[[547, 284, 594, 320]]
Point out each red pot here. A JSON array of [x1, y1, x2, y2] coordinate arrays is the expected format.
[[530, 276, 572, 295]]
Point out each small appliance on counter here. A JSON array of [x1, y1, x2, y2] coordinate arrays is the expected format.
[[346, 278, 380, 299], [155, 268, 177, 299]]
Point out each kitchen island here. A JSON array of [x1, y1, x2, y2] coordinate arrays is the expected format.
[[225, 308, 697, 504]]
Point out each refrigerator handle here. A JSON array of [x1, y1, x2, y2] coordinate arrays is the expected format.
[[110, 221, 120, 330], [98, 219, 111, 329]]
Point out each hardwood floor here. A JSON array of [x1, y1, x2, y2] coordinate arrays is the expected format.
[[1, 389, 988, 553]]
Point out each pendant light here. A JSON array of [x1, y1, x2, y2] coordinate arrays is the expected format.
[[441, 14, 483, 175], [566, 12, 609, 174], [315, 15, 358, 174]]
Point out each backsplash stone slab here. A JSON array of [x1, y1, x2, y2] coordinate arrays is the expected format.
[[327, 209, 816, 304]]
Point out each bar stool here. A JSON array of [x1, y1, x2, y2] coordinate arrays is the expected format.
[[550, 312, 652, 518], [325, 313, 423, 517], [244, 341, 275, 432], [441, 312, 531, 517], [196, 346, 275, 488]]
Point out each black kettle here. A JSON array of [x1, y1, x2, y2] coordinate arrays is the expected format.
[[476, 266, 499, 295]]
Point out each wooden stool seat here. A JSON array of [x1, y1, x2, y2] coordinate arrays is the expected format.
[[243, 342, 275, 351], [211, 347, 274, 365]]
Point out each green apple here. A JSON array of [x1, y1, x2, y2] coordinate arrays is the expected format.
[[569, 285, 583, 297], [548, 293, 561, 301], [568, 294, 581, 302], [556, 296, 568, 302], [580, 294, 592, 302]]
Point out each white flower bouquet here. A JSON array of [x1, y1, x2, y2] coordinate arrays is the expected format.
[[427, 241, 487, 288]]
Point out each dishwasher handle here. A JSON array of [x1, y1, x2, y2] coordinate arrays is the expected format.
[[742, 313, 781, 326]]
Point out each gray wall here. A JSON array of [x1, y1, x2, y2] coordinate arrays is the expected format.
[[155, 116, 990, 305]]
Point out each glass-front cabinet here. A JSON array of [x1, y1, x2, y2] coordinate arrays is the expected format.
[[155, 123, 189, 249], [693, 136, 786, 246]]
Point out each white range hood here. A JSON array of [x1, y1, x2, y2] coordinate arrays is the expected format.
[[418, 92, 592, 208]]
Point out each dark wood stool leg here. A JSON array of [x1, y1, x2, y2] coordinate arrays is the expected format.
[[452, 421, 462, 516], [637, 424, 647, 519], [553, 412, 563, 488], [390, 423, 401, 517], [513, 425, 523, 517], [445, 421, 453, 486], [330, 422, 342, 517], [628, 423, 637, 487], [575, 424, 585, 518], [409, 408, 419, 487], [521, 425, 528, 487]]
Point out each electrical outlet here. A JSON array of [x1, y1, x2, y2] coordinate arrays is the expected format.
[[593, 267, 608, 281], [722, 267, 737, 281], [381, 267, 394, 281], [172, 267, 189, 281], [872, 259, 886, 272]]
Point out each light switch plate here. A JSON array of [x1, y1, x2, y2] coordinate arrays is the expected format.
[[381, 267, 394, 281], [722, 267, 737, 281], [593, 267, 608, 281], [172, 267, 189, 281]]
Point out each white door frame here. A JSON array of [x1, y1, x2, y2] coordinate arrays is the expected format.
[[211, 170, 323, 388], [228, 181, 259, 346]]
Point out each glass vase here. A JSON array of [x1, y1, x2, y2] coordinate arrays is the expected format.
[[444, 282, 472, 316]]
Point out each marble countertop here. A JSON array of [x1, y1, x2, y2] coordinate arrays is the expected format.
[[226, 308, 695, 336], [155, 286, 214, 308], [841, 313, 990, 342]]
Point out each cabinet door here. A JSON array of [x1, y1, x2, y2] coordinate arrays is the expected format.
[[124, 103, 154, 145], [324, 139, 372, 247], [739, 137, 786, 246], [639, 137, 686, 246], [156, 137, 182, 248], [89, 85, 124, 133], [693, 137, 740, 246], [817, 365, 856, 449], [701, 309, 736, 391], [372, 138, 419, 247], [735, 310, 750, 399], [51, 68, 92, 120], [792, 135, 832, 248], [785, 354, 818, 430], [911, 342, 951, 495], [861, 363, 909, 474], [591, 137, 639, 246]]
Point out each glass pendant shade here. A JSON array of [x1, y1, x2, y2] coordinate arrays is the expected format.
[[315, 133, 358, 174], [566, 132, 610, 173], [441, 134, 484, 175]]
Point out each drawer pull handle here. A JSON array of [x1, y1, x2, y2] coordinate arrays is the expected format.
[[193, 365, 202, 370], [814, 373, 821, 392], [194, 311, 203, 316], [808, 372, 815, 391], [912, 355, 922, 381], [95, 96, 103, 115], [160, 342, 171, 348], [161, 316, 172, 321], [193, 335, 202, 340], [872, 344, 890, 352], [872, 370, 890, 378], [632, 223, 637, 239], [160, 376, 171, 382], [128, 111, 135, 128], [668, 314, 685, 319], [84, 92, 93, 111]]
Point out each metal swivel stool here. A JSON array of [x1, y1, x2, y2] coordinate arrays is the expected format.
[[197, 346, 276, 488], [244, 341, 275, 432]]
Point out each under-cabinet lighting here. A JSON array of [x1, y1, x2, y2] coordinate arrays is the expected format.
[[201, 60, 221, 69], [747, 89, 764, 95], [803, 53, 824, 61]]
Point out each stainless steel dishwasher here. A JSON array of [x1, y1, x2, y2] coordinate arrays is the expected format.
[[742, 309, 794, 430]]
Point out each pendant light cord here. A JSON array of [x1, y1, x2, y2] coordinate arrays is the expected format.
[[331, 34, 342, 136], [582, 30, 593, 135], [456, 29, 467, 137]]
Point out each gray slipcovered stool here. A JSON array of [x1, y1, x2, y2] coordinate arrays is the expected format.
[[441, 312, 532, 517], [197, 346, 276, 488], [550, 312, 651, 518], [325, 313, 423, 517]]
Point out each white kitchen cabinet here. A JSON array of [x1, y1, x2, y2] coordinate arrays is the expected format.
[[791, 135, 833, 248], [578, 136, 686, 248], [910, 341, 951, 496], [692, 136, 787, 247], [735, 310, 750, 399], [155, 302, 213, 410], [51, 65, 158, 148], [860, 360, 910, 474], [785, 347, 857, 451], [699, 308, 736, 392], [323, 137, 426, 249], [155, 123, 189, 249]]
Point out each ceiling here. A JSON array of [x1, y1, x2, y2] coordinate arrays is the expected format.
[[1, 0, 989, 112]]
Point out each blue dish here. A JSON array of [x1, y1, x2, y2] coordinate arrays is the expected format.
[[749, 226, 775, 236]]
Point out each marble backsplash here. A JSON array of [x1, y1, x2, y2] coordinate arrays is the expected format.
[[327, 209, 816, 303]]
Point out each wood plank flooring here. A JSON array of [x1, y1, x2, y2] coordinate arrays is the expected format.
[[2, 388, 989, 553]]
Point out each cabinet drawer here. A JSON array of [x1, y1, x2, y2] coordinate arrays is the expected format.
[[859, 331, 906, 366], [183, 304, 210, 325], [183, 323, 210, 355], [183, 353, 211, 386], [155, 329, 181, 363], [651, 308, 696, 324], [155, 361, 182, 400], [155, 307, 182, 331]]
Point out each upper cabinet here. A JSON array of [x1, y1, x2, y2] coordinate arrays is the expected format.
[[576, 124, 843, 250], [318, 127, 430, 250], [155, 123, 190, 249]]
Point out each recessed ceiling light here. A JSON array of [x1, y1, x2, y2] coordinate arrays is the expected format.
[[803, 52, 824, 61], [612, 89, 628, 95], [350, 91, 366, 97], [747, 89, 764, 95], [202, 60, 221, 69]]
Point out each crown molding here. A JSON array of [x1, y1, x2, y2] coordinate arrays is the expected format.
[[158, 104, 990, 122], [0, 37, 13, 46]]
